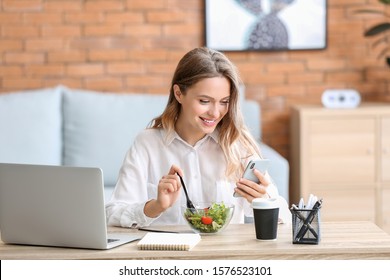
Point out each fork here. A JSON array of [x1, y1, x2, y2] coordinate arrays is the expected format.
[[176, 173, 196, 211]]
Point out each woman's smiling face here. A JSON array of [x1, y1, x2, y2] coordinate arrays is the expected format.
[[174, 76, 231, 145]]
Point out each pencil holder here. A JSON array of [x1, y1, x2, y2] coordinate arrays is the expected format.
[[291, 207, 321, 245]]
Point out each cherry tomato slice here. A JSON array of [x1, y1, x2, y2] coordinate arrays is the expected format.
[[201, 216, 213, 225]]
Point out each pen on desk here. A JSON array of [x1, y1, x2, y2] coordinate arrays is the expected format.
[[295, 199, 323, 241], [138, 228, 180, 234]]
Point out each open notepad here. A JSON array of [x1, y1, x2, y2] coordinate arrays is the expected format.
[[137, 232, 201, 251]]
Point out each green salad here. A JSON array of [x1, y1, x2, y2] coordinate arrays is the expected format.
[[184, 202, 232, 233]]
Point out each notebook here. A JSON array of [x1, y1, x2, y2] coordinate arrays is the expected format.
[[0, 163, 141, 250], [137, 232, 201, 251]]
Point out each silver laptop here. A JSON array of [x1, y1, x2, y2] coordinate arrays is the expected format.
[[0, 163, 141, 250]]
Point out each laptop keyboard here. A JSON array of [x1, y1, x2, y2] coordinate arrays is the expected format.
[[107, 238, 120, 243]]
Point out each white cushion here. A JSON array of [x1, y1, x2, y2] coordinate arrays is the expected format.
[[62, 87, 168, 186], [0, 87, 62, 165]]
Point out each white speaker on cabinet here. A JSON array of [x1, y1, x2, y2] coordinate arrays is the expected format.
[[321, 89, 361, 109]]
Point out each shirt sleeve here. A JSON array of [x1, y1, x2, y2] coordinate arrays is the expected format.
[[105, 135, 159, 228], [105, 201, 156, 228], [264, 172, 291, 223]]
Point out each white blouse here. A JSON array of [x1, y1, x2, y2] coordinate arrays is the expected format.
[[105, 128, 290, 228]]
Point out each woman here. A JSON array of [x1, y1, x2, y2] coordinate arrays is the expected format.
[[106, 47, 289, 228]]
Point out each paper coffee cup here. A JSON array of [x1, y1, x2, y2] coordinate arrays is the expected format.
[[252, 197, 279, 241]]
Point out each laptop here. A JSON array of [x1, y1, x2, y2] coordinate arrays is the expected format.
[[0, 163, 141, 250]]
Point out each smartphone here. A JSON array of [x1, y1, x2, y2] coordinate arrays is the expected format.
[[242, 159, 270, 184], [233, 159, 270, 197]]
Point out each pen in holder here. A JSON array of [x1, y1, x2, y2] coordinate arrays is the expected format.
[[290, 199, 322, 245]]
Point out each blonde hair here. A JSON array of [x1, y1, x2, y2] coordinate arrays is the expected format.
[[150, 47, 260, 180]]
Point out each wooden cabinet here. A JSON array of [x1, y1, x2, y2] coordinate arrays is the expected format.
[[290, 103, 390, 233], [381, 117, 390, 182], [380, 117, 390, 233]]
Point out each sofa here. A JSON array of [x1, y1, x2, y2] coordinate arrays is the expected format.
[[0, 85, 289, 202]]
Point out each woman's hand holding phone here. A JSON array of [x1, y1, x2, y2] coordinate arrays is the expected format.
[[234, 159, 271, 202]]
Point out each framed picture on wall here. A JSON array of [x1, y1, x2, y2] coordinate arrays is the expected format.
[[205, 0, 327, 51]]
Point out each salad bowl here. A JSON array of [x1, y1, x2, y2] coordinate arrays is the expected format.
[[182, 202, 235, 234]]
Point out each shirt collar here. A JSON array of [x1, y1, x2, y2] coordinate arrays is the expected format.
[[161, 128, 219, 146], [208, 129, 219, 143]]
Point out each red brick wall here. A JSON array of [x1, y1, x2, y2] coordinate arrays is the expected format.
[[0, 0, 389, 158]]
